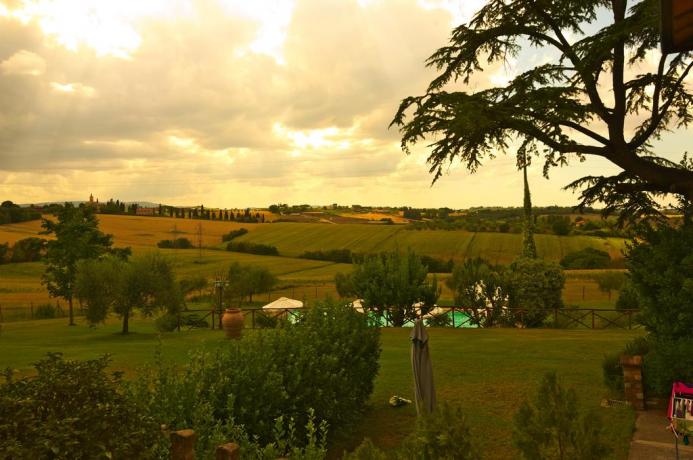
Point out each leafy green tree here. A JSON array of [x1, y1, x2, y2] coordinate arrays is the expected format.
[[446, 257, 509, 326], [0, 242, 8, 264], [225, 262, 278, 304], [41, 204, 115, 326], [75, 253, 182, 333], [513, 372, 611, 460], [626, 223, 693, 340], [10, 237, 46, 263], [550, 216, 571, 236], [391, 0, 693, 222], [340, 250, 440, 326], [505, 257, 564, 327], [559, 247, 611, 269]]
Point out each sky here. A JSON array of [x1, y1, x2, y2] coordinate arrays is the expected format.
[[0, 0, 691, 208]]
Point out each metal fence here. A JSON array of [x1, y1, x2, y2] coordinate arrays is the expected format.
[[178, 306, 642, 331]]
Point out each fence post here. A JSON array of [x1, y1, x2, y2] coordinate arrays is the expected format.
[[591, 310, 595, 329], [170, 429, 197, 460], [215, 443, 240, 460]]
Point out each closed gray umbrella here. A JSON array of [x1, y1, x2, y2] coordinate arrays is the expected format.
[[410, 318, 436, 415]]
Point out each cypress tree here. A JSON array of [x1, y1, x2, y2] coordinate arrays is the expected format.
[[522, 158, 537, 259]]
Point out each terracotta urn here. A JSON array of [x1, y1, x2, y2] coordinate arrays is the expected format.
[[221, 308, 244, 339]]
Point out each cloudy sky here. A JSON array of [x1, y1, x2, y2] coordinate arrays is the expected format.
[[1, 0, 691, 208]]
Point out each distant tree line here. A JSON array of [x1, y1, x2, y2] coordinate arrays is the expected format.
[[221, 228, 248, 242], [226, 241, 278, 256], [0, 200, 41, 224], [157, 238, 194, 249], [268, 203, 312, 214], [407, 210, 628, 237], [0, 237, 46, 264]]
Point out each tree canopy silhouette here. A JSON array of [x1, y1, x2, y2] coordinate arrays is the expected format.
[[391, 0, 693, 223]]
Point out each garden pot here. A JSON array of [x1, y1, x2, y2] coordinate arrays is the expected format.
[[222, 308, 244, 339]]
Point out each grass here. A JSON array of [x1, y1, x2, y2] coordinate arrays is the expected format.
[[0, 318, 640, 459]]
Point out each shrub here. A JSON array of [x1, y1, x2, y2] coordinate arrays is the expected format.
[[155, 313, 179, 332], [615, 280, 640, 310], [221, 228, 248, 242], [602, 336, 651, 396], [226, 241, 279, 256], [255, 311, 280, 328], [602, 352, 623, 396], [34, 303, 57, 319], [344, 404, 479, 459], [513, 372, 611, 460], [131, 300, 380, 456], [397, 403, 479, 459], [157, 237, 194, 249], [301, 249, 353, 264], [559, 247, 611, 269], [0, 353, 158, 459]]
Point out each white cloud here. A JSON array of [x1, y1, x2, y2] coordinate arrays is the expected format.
[[0, 49, 45, 75]]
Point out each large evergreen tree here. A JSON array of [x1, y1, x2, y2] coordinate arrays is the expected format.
[[391, 0, 693, 222]]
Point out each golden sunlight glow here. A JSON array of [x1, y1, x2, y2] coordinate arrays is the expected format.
[[273, 123, 348, 150], [4, 0, 187, 58]]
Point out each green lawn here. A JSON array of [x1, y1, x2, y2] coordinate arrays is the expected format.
[[0, 318, 640, 459]]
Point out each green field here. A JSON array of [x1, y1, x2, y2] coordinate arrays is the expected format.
[[231, 222, 627, 264], [0, 318, 640, 459]]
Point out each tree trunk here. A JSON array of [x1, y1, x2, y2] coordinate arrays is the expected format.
[[122, 309, 130, 334], [68, 296, 75, 326]]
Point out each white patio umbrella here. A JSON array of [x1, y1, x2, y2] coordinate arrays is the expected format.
[[410, 318, 436, 415], [261, 297, 303, 310], [350, 299, 365, 314]]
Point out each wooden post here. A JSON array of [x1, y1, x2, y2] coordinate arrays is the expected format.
[[620, 355, 645, 410], [591, 310, 595, 329], [215, 443, 240, 460], [170, 429, 197, 460]]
